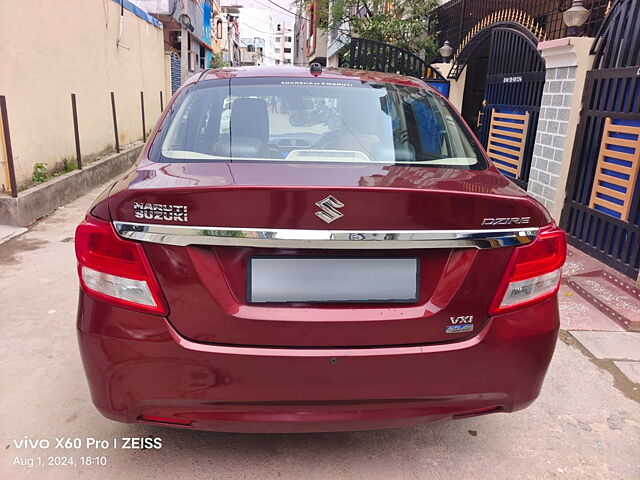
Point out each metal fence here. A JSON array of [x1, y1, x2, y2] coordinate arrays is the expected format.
[[0, 90, 161, 197], [433, 0, 609, 53], [561, 0, 640, 278], [347, 38, 450, 95]]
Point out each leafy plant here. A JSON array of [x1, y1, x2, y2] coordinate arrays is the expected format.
[[209, 53, 227, 69], [62, 157, 77, 173], [32, 162, 48, 184], [296, 0, 440, 61], [59, 157, 78, 174]]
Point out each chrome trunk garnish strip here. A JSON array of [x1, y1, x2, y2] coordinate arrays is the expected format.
[[113, 221, 539, 249]]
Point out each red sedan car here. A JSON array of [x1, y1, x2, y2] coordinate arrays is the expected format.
[[75, 66, 566, 433]]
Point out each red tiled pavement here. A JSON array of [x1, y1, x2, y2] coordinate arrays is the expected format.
[[561, 246, 640, 332], [557, 284, 625, 331]]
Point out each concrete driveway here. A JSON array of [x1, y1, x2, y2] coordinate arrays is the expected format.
[[1, 183, 639, 480]]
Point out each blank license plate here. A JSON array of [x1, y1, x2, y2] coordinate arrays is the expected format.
[[248, 257, 418, 303]]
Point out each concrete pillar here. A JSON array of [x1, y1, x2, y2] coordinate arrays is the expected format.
[[431, 63, 466, 112], [327, 53, 339, 68], [526, 37, 594, 221]]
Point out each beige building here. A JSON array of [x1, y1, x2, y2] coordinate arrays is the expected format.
[[293, 0, 327, 66], [211, 0, 223, 55], [0, 0, 167, 191]]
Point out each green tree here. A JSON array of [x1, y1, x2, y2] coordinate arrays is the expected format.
[[297, 0, 440, 61]]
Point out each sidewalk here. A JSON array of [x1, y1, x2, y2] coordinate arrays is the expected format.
[[560, 246, 640, 388], [0, 224, 25, 244]]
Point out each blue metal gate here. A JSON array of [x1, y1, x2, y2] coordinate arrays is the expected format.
[[561, 0, 640, 278], [477, 27, 546, 190]]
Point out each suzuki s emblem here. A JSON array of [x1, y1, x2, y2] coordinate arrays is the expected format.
[[315, 195, 344, 224]]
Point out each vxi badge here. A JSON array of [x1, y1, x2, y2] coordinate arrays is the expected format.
[[446, 315, 474, 334], [133, 202, 188, 222]]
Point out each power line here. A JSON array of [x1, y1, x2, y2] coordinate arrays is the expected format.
[[252, 0, 308, 21], [240, 23, 274, 36], [226, 6, 298, 64], [236, 9, 278, 35], [267, 0, 300, 17], [251, 0, 352, 35], [230, 0, 352, 58]]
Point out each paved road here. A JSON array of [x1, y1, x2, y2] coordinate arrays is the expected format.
[[1, 183, 639, 480]]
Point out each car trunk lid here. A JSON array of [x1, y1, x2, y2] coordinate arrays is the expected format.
[[108, 161, 547, 347]]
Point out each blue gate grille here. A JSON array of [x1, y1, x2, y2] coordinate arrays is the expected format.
[[561, 0, 640, 278], [170, 52, 181, 95]]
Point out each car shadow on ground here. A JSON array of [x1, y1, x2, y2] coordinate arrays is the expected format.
[[129, 418, 483, 461]]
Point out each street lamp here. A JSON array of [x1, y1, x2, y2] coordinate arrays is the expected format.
[[439, 40, 453, 63], [563, 0, 590, 37]]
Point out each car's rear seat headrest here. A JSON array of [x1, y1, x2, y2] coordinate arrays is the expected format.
[[230, 98, 269, 145]]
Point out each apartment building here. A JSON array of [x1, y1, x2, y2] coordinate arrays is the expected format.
[[272, 21, 294, 65], [238, 7, 275, 65]]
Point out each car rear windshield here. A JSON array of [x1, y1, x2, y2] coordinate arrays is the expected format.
[[151, 77, 486, 169]]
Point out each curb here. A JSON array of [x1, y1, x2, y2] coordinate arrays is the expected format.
[[0, 143, 142, 227]]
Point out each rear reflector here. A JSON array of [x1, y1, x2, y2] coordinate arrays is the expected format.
[[490, 224, 566, 314], [75, 216, 167, 315]]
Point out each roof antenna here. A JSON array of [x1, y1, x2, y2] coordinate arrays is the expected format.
[[310, 63, 322, 76]]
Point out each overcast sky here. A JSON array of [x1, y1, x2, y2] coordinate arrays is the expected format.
[[222, 0, 297, 24]]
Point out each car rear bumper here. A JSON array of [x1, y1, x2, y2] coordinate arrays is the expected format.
[[77, 292, 559, 433]]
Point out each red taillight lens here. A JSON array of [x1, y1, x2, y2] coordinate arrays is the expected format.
[[489, 224, 566, 315], [75, 216, 167, 315]]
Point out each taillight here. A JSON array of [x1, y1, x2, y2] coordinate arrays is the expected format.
[[75, 216, 167, 315], [489, 224, 566, 315]]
